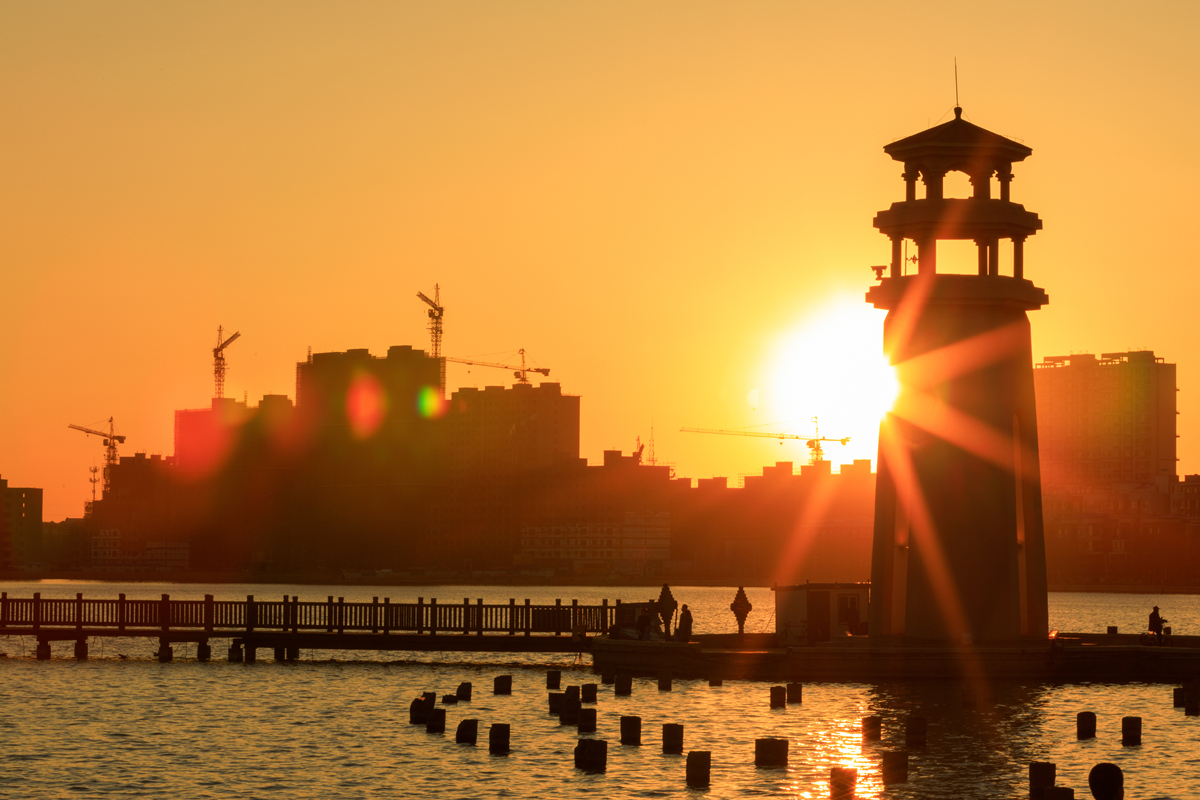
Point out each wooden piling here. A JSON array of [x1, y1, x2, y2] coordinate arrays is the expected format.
[[662, 723, 684, 754], [620, 715, 641, 746], [35, 640, 50, 660], [1121, 716, 1141, 746], [488, 723, 510, 754], [786, 682, 802, 704], [881, 751, 908, 784], [862, 715, 881, 742], [574, 738, 607, 772], [614, 675, 632, 696], [426, 708, 446, 734], [157, 644, 173, 663], [1185, 682, 1200, 716], [755, 738, 788, 768], [1029, 762, 1056, 799], [456, 719, 478, 744], [442, 695, 458, 704], [559, 697, 581, 726], [770, 686, 786, 708], [227, 642, 243, 663], [1076, 711, 1096, 740], [581, 683, 597, 703], [409, 698, 430, 724], [601, 672, 615, 685], [494, 675, 512, 695], [905, 716, 927, 747], [1173, 687, 1184, 707], [74, 639, 88, 661], [658, 673, 672, 691], [830, 767, 857, 800], [456, 682, 472, 701], [1088, 763, 1123, 799], [686, 751, 711, 788], [578, 708, 597, 733], [1044, 787, 1074, 799], [564, 685, 580, 701], [547, 670, 561, 689], [548, 692, 564, 714], [197, 642, 211, 662]]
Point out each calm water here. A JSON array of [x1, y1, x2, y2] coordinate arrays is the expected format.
[[3, 582, 1198, 799]]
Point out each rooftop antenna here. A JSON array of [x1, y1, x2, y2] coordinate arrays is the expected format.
[[954, 58, 960, 111]]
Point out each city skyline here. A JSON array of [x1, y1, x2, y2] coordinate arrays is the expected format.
[[5, 3, 1200, 520]]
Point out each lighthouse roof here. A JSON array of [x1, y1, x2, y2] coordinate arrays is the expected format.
[[884, 108, 1032, 165]]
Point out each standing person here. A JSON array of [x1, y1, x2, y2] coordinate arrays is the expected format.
[[1149, 606, 1167, 645], [676, 604, 693, 643], [636, 607, 652, 641]]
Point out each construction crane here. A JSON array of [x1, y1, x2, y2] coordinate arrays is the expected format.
[[68, 418, 126, 497], [445, 348, 549, 385], [681, 418, 849, 465], [213, 325, 241, 399], [416, 284, 445, 394]]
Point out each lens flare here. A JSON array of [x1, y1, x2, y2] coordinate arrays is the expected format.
[[764, 298, 898, 465], [417, 385, 446, 419], [346, 372, 387, 438]]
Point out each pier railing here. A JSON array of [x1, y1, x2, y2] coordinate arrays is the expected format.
[[0, 592, 619, 637]]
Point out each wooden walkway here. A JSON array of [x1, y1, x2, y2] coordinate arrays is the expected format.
[[0, 592, 619, 662]]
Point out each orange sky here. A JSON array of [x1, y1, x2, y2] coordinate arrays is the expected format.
[[5, 3, 1200, 520]]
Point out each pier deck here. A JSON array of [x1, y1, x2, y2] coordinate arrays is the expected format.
[[0, 592, 615, 661]]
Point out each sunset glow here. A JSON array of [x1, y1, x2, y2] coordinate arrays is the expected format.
[[762, 299, 898, 467]]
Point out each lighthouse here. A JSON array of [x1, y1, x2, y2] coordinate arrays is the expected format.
[[866, 107, 1049, 644]]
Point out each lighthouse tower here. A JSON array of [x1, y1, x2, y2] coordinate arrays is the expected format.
[[866, 107, 1049, 644]]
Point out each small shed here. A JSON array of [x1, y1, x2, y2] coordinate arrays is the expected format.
[[773, 582, 870, 646]]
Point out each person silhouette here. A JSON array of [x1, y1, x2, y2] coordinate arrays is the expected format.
[[1149, 605, 1167, 645], [676, 604, 693, 643], [1088, 762, 1123, 799]]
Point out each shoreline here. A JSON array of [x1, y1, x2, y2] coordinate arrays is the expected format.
[[5, 571, 1200, 595]]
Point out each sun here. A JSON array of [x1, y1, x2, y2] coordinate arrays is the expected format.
[[759, 297, 898, 467]]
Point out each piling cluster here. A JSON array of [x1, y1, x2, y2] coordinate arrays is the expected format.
[[402, 669, 1173, 794]]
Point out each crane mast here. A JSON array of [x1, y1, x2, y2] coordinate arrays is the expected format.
[[67, 417, 127, 498], [213, 325, 241, 400], [416, 285, 445, 395]]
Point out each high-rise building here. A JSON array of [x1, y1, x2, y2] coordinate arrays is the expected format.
[[1034, 351, 1177, 489], [445, 382, 580, 476], [0, 476, 43, 570]]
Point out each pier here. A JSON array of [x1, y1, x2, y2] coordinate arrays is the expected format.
[[0, 592, 617, 662]]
